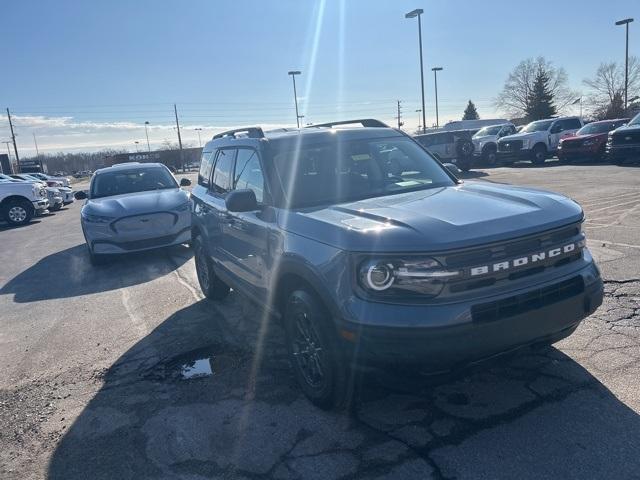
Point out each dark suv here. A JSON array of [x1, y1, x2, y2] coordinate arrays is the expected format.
[[606, 112, 640, 164], [190, 119, 603, 409]]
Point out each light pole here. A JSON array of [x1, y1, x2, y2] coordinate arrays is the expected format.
[[194, 128, 203, 148], [431, 67, 443, 128], [134, 141, 140, 153], [415, 109, 422, 131], [288, 70, 302, 128], [144, 121, 151, 151], [405, 9, 426, 133], [615, 18, 634, 112]]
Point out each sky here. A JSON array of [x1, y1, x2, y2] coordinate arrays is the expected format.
[[0, 0, 637, 157]]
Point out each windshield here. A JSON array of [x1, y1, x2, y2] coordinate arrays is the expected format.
[[90, 167, 177, 198], [474, 125, 503, 137], [577, 122, 621, 135], [521, 120, 554, 133], [271, 136, 455, 208]]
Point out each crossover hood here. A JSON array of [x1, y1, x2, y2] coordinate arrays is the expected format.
[[84, 188, 189, 217], [278, 182, 583, 252]]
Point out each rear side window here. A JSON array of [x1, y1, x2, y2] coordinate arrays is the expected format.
[[198, 151, 215, 187], [211, 149, 236, 194], [562, 118, 582, 130]]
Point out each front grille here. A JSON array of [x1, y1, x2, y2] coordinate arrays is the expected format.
[[498, 140, 523, 152], [95, 228, 189, 251], [612, 132, 640, 145], [561, 140, 583, 149], [471, 276, 584, 323]]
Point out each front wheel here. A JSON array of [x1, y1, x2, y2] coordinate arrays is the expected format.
[[193, 235, 230, 300], [531, 145, 547, 165], [482, 144, 498, 166], [2, 199, 33, 226], [284, 289, 350, 410]]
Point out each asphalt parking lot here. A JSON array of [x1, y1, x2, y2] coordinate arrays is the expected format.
[[1, 162, 639, 480]]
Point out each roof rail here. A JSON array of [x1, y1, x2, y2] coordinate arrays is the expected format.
[[212, 127, 265, 140], [308, 119, 389, 129]]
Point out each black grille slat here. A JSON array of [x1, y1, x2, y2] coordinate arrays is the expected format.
[[471, 276, 584, 323], [612, 132, 640, 145]]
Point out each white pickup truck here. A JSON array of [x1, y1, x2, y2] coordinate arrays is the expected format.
[[0, 180, 49, 226]]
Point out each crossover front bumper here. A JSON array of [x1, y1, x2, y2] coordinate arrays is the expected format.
[[337, 259, 602, 372]]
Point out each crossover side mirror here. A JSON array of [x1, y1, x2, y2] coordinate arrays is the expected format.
[[180, 178, 191, 187], [74, 190, 88, 200], [225, 189, 258, 212]]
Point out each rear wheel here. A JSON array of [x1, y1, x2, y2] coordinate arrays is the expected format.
[[2, 199, 33, 226], [531, 144, 547, 165], [193, 235, 230, 300], [284, 289, 350, 410]]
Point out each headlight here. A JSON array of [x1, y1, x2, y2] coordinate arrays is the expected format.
[[39, 188, 47, 198], [358, 257, 459, 298], [583, 138, 598, 146], [82, 213, 114, 224]]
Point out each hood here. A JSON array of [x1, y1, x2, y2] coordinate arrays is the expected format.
[[499, 132, 538, 141], [85, 188, 189, 217], [612, 123, 640, 134], [278, 182, 583, 252], [563, 133, 602, 141], [472, 135, 496, 142]]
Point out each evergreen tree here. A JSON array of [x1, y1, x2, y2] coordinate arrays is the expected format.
[[462, 100, 479, 120], [526, 68, 557, 120]]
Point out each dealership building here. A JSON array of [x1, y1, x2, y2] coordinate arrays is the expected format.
[[105, 147, 202, 170]]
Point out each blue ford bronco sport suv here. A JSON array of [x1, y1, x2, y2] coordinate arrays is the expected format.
[[190, 119, 603, 409]]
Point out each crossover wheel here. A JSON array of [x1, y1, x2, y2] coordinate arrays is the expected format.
[[284, 289, 349, 409], [193, 235, 230, 300], [2, 199, 33, 226], [531, 145, 547, 165]]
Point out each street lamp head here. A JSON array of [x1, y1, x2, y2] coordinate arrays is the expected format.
[[145, 121, 150, 125], [405, 8, 423, 18], [432, 67, 443, 72], [615, 18, 634, 25], [288, 70, 301, 76]]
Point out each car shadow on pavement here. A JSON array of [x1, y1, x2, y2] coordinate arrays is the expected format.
[[45, 293, 640, 480], [0, 243, 192, 303]]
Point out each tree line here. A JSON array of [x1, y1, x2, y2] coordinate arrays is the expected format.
[[465, 56, 639, 122]]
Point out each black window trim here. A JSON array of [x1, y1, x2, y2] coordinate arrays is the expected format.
[[209, 147, 236, 196]]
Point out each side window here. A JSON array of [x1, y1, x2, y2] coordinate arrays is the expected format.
[[211, 149, 236, 194], [198, 150, 215, 187], [234, 149, 265, 203], [565, 118, 582, 130]]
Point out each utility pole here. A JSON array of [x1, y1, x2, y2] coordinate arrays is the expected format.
[[616, 18, 634, 112], [174, 104, 184, 172], [416, 109, 422, 132], [7, 108, 20, 172], [33, 133, 39, 156], [288, 71, 302, 128], [396, 100, 404, 129], [144, 121, 151, 152]]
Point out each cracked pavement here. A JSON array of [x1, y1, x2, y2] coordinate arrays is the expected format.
[[1, 163, 639, 479]]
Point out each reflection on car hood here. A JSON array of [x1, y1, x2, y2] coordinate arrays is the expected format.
[[278, 182, 583, 252], [499, 132, 538, 141], [84, 189, 189, 217]]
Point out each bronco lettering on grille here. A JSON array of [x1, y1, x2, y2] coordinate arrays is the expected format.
[[469, 240, 584, 277]]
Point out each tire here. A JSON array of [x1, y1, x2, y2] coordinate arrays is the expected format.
[[482, 144, 498, 166], [531, 144, 547, 165], [284, 289, 350, 410], [2, 199, 33, 226], [50, 203, 62, 212], [456, 139, 474, 159], [193, 235, 230, 300], [87, 245, 110, 266]]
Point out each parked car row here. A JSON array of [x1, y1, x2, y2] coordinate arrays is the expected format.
[[413, 113, 640, 170], [0, 173, 74, 226]]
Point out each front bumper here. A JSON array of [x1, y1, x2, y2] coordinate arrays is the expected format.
[[32, 199, 49, 211], [496, 149, 533, 162], [606, 144, 640, 159], [337, 259, 602, 371]]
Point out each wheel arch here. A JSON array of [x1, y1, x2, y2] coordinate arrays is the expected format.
[[1, 195, 33, 207]]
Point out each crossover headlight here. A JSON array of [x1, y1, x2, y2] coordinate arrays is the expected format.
[[358, 257, 459, 298], [82, 213, 114, 224]]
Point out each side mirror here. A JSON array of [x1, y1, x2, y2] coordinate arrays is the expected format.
[[74, 190, 88, 200], [180, 178, 192, 187], [225, 189, 257, 212], [443, 163, 462, 176]]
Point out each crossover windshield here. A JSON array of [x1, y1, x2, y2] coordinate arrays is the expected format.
[[474, 125, 502, 137], [577, 122, 622, 135], [91, 167, 177, 198], [521, 120, 554, 133], [271, 136, 455, 208]]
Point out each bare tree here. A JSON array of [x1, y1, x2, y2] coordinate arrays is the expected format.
[[583, 58, 640, 119], [496, 57, 577, 119]]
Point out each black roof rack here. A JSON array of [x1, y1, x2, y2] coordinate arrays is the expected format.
[[212, 127, 264, 140], [308, 119, 389, 129]]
